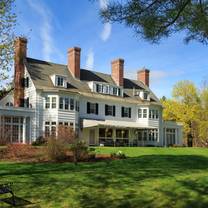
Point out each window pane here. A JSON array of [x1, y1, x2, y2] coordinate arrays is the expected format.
[[143, 109, 147, 118], [65, 98, 69, 110], [59, 97, 64, 109], [52, 97, 56, 108]]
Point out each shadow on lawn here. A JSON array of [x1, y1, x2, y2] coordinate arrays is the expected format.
[[0, 154, 208, 207]]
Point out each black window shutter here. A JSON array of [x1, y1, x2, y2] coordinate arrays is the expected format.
[[26, 97, 29, 107], [96, 103, 99, 115], [21, 78, 25, 87], [87, 102, 90, 114], [113, 106, 116, 116], [129, 108, 131, 118], [26, 77, 29, 87], [121, 107, 124, 117], [105, 105, 108, 116]]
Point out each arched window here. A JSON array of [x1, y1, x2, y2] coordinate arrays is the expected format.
[[6, 102, 13, 107]]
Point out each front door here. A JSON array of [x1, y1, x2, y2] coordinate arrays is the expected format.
[[89, 129, 95, 145]]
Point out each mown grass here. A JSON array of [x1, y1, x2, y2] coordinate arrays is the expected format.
[[0, 147, 208, 208]]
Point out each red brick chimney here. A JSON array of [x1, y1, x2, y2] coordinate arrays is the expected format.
[[14, 37, 27, 107], [68, 47, 81, 79], [111, 58, 124, 86], [137, 68, 150, 87]]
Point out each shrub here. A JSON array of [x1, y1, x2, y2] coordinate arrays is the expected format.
[[6, 144, 37, 160], [70, 140, 89, 164], [46, 137, 67, 162], [111, 151, 127, 159]]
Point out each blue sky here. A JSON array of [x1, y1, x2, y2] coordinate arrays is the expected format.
[[15, 0, 208, 98]]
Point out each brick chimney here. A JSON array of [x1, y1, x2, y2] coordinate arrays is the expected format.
[[137, 68, 150, 87], [111, 58, 124, 86], [14, 37, 27, 107], [68, 47, 81, 79]]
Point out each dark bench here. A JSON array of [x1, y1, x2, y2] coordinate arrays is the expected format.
[[0, 183, 16, 206]]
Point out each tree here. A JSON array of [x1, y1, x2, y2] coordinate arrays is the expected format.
[[100, 0, 208, 44], [0, 0, 16, 87], [172, 80, 200, 104], [162, 80, 208, 147]]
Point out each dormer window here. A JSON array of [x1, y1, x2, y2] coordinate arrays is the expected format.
[[53, 75, 67, 87], [57, 76, 64, 86], [91, 82, 123, 97], [143, 92, 148, 100]]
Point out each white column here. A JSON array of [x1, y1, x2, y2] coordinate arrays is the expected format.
[[22, 117, 26, 144], [164, 127, 167, 147]]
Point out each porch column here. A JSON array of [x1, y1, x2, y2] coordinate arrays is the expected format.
[[176, 128, 178, 144], [164, 127, 167, 147], [22, 117, 26, 144], [113, 128, 116, 146]]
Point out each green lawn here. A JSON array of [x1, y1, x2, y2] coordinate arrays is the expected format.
[[0, 147, 208, 208]]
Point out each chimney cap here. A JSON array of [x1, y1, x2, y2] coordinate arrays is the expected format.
[[68, 47, 81, 53], [137, 67, 150, 73], [111, 58, 124, 64]]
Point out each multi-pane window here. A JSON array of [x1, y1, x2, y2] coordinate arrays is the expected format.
[[70, 99, 74, 110], [59, 97, 64, 109], [149, 109, 159, 119], [96, 84, 102, 93], [138, 109, 142, 118], [65, 98, 69, 110], [51, 122, 56, 137], [0, 116, 24, 143], [143, 92, 148, 100], [52, 97, 56, 109], [87, 102, 98, 114], [45, 121, 57, 138], [45, 122, 50, 138], [121, 107, 131, 118], [105, 105, 116, 116], [45, 97, 50, 109], [166, 128, 176, 145], [136, 129, 158, 141], [95, 83, 122, 97], [59, 97, 75, 111], [57, 76, 64, 86], [143, 109, 147, 118]]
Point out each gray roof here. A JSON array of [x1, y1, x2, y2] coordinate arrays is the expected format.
[[25, 58, 161, 105]]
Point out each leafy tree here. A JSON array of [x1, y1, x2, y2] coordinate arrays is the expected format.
[[100, 0, 208, 44], [162, 80, 208, 147], [0, 0, 16, 87], [172, 80, 200, 104]]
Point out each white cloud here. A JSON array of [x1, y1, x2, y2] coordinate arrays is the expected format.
[[150, 69, 184, 84], [99, 0, 108, 10], [101, 23, 112, 42], [126, 69, 185, 84], [26, 0, 63, 61], [99, 0, 112, 41], [86, 48, 94, 70]]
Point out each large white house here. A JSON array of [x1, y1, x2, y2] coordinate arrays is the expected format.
[[0, 37, 183, 146]]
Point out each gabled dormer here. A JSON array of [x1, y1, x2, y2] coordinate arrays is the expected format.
[[134, 89, 150, 101], [51, 74, 67, 88], [88, 81, 123, 97]]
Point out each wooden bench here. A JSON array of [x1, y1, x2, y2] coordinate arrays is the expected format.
[[0, 183, 16, 206]]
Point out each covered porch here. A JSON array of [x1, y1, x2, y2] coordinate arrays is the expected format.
[[82, 119, 159, 146], [0, 106, 35, 144]]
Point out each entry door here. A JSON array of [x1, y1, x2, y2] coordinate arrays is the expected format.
[[89, 129, 96, 145]]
